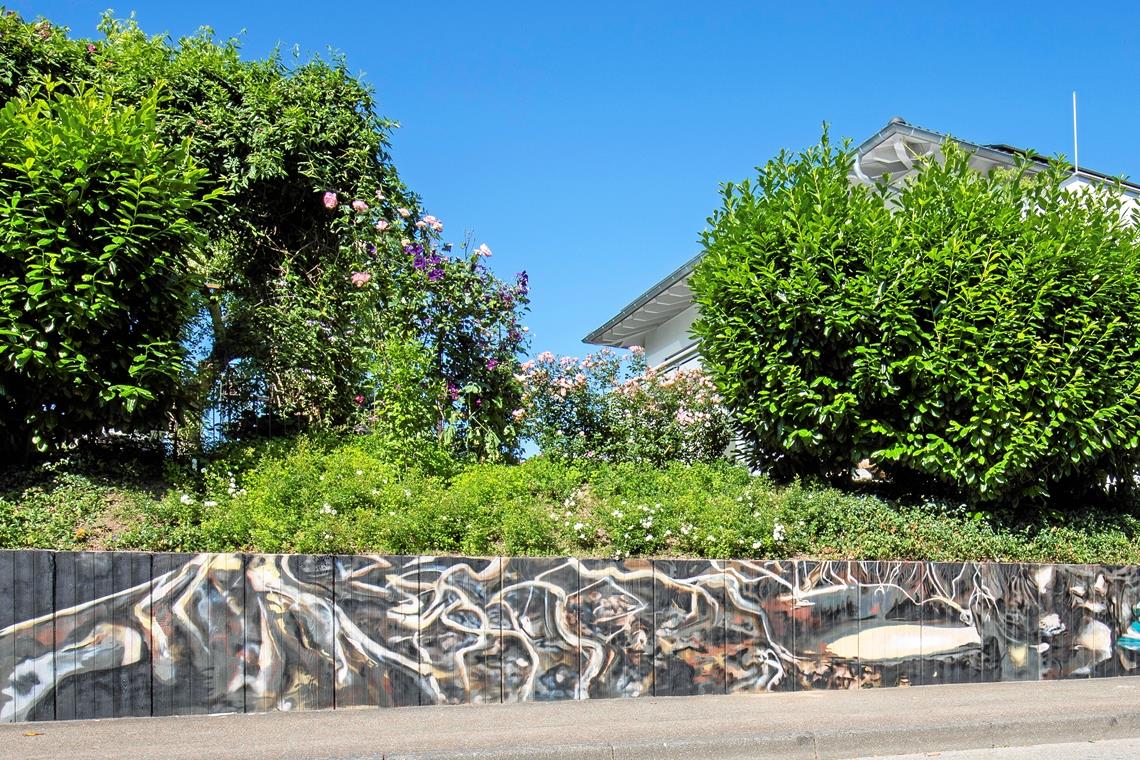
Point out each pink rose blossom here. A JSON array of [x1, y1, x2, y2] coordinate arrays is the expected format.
[[352, 200, 369, 212], [375, 189, 384, 201], [475, 243, 493, 258], [322, 191, 338, 210], [375, 220, 390, 231], [397, 207, 412, 218], [350, 271, 371, 287]]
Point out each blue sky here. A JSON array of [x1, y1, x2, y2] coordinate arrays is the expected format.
[[12, 1, 1140, 359]]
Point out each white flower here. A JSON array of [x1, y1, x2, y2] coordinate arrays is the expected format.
[[355, 470, 363, 476], [751, 540, 762, 550], [203, 500, 217, 508], [320, 503, 337, 516], [611, 509, 623, 518], [179, 494, 193, 505], [773, 523, 787, 542], [573, 522, 584, 531]]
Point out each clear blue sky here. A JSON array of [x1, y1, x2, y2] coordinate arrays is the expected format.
[[11, 1, 1140, 359]]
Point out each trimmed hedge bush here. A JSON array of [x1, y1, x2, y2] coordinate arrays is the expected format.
[[692, 133, 1140, 505]]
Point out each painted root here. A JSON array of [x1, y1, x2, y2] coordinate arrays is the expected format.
[[2, 552, 1140, 722]]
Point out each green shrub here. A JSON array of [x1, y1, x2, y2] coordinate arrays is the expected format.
[[0, 83, 217, 457], [693, 132, 1140, 505]]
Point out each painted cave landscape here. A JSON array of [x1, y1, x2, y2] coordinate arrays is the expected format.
[[2, 551, 1140, 722]]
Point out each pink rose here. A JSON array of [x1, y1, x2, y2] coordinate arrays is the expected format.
[[350, 271, 371, 287], [397, 207, 412, 218], [352, 200, 369, 212], [375, 220, 389, 232], [475, 243, 493, 258], [322, 192, 338, 210]]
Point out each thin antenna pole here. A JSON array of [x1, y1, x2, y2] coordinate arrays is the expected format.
[[1072, 91, 1079, 175]]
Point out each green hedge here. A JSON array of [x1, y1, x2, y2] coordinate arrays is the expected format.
[[692, 134, 1140, 506], [3, 434, 1140, 564]]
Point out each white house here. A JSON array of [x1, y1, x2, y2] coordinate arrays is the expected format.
[[583, 117, 1140, 370]]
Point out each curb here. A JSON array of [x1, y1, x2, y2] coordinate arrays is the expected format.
[[382, 709, 1140, 760]]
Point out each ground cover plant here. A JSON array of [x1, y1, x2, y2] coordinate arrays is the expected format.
[[4, 434, 1140, 565]]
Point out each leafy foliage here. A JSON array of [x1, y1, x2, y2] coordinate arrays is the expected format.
[[692, 132, 1140, 505], [519, 348, 733, 465], [0, 83, 216, 456], [7, 438, 1140, 564], [0, 10, 531, 460]]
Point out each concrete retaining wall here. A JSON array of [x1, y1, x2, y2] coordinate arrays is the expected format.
[[2, 551, 1136, 721]]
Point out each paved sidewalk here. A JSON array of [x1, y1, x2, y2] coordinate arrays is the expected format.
[[863, 737, 1140, 759], [5, 678, 1140, 760]]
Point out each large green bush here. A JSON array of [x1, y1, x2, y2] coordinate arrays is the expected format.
[[692, 133, 1140, 505], [0, 84, 217, 456], [0, 11, 532, 460]]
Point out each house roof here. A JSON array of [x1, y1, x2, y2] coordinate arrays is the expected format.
[[583, 117, 1140, 348], [581, 253, 701, 348]]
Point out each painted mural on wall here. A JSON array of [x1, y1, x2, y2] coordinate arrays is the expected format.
[[2, 550, 1139, 722]]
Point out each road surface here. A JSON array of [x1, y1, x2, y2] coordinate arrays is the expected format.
[[4, 677, 1140, 759]]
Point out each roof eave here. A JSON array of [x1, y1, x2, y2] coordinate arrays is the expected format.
[[581, 252, 703, 346]]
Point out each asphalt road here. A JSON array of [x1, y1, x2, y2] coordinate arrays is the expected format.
[[5, 678, 1140, 759]]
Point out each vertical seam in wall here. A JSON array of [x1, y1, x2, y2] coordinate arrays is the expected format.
[[416, 558, 423, 707], [652, 559, 658, 698], [149, 554, 156, 718], [49, 551, 57, 722], [499, 556, 505, 705], [576, 557, 583, 701], [330, 554, 337, 711], [721, 559, 728, 696], [242, 553, 249, 715], [147, 552, 154, 717]]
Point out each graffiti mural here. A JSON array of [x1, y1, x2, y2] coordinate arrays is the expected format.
[[2, 550, 1140, 722]]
